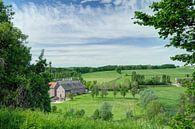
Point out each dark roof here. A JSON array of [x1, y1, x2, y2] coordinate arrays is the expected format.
[[57, 81, 85, 90]]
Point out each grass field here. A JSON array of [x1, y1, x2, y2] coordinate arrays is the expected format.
[[82, 67, 194, 83], [53, 86, 185, 120]]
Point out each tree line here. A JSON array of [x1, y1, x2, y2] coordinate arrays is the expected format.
[[71, 64, 177, 74]]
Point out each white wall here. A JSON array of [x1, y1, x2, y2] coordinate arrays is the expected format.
[[56, 85, 65, 100]]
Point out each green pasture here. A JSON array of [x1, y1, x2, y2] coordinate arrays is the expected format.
[[53, 86, 185, 120], [82, 67, 194, 83]]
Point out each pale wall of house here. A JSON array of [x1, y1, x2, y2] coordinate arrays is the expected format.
[[49, 88, 55, 97], [56, 85, 65, 99]]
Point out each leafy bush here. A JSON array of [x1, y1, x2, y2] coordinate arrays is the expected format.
[[67, 93, 74, 100], [146, 100, 164, 120], [0, 108, 168, 129], [64, 108, 75, 118], [0, 108, 24, 129], [51, 106, 57, 112], [75, 109, 85, 118], [140, 89, 158, 108], [91, 109, 100, 120], [126, 110, 133, 119], [131, 81, 140, 97], [99, 102, 113, 121]]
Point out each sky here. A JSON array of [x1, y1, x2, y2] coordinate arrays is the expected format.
[[4, 0, 184, 67]]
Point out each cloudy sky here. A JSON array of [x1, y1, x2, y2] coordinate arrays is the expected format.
[[4, 0, 184, 67]]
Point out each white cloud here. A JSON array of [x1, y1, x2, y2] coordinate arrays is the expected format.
[[13, 2, 158, 44], [81, 0, 99, 4], [101, 0, 112, 4], [11, 1, 183, 66]]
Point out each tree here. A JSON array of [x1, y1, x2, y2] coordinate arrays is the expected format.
[[130, 81, 139, 97], [0, 1, 31, 107], [131, 71, 137, 82], [120, 86, 128, 98], [116, 66, 122, 75], [134, 0, 194, 64], [113, 86, 118, 98], [123, 79, 131, 89], [0, 1, 51, 112], [99, 102, 113, 121], [134, 1, 194, 127], [100, 87, 108, 98]]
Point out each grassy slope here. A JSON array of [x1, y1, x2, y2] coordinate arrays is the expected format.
[[148, 86, 185, 110], [54, 86, 185, 120], [82, 67, 194, 83]]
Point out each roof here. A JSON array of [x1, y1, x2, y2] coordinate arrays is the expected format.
[[48, 82, 57, 88], [57, 80, 85, 90]]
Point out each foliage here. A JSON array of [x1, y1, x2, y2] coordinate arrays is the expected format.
[[99, 102, 113, 121], [162, 75, 171, 84], [64, 108, 75, 118], [113, 86, 118, 98], [134, 2, 195, 127], [140, 89, 158, 108], [73, 64, 176, 74], [146, 100, 164, 120], [100, 87, 108, 98], [116, 66, 122, 74], [51, 106, 57, 112], [91, 85, 99, 97], [91, 109, 100, 120], [123, 79, 131, 89], [0, 1, 51, 112], [134, 0, 194, 64], [170, 79, 195, 129], [120, 86, 128, 98], [130, 81, 140, 97], [75, 109, 85, 118], [67, 93, 74, 100], [0, 108, 167, 129], [126, 109, 133, 119]]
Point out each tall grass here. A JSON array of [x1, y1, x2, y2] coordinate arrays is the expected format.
[[0, 108, 167, 129]]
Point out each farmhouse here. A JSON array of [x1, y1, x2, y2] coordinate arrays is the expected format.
[[48, 80, 85, 101]]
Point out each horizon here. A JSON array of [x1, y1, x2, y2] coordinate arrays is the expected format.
[[4, 0, 185, 67]]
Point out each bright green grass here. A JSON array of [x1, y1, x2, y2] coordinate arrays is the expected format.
[[53, 86, 185, 120], [148, 86, 186, 110], [53, 92, 140, 120], [82, 67, 194, 83]]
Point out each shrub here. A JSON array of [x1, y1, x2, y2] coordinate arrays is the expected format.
[[67, 93, 74, 100], [126, 109, 133, 119], [99, 102, 113, 121], [0, 108, 24, 129], [120, 86, 128, 98], [131, 81, 140, 97], [64, 108, 75, 118], [140, 89, 158, 108], [51, 106, 57, 112], [75, 109, 85, 118], [91, 109, 100, 120], [146, 100, 164, 120]]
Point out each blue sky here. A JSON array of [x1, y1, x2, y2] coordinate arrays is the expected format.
[[4, 0, 183, 67]]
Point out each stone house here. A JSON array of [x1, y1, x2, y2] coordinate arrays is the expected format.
[[48, 80, 85, 101]]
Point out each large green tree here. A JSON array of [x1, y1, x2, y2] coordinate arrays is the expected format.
[[0, 1, 51, 112], [134, 0, 194, 128], [134, 0, 194, 64]]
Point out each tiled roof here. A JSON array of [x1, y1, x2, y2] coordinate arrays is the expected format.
[[48, 82, 57, 88], [58, 80, 85, 90]]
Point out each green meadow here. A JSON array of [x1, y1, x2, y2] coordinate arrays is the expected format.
[[82, 67, 193, 83], [54, 86, 186, 120]]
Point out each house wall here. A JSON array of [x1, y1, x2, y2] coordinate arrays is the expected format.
[[56, 85, 65, 100], [48, 88, 55, 97]]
